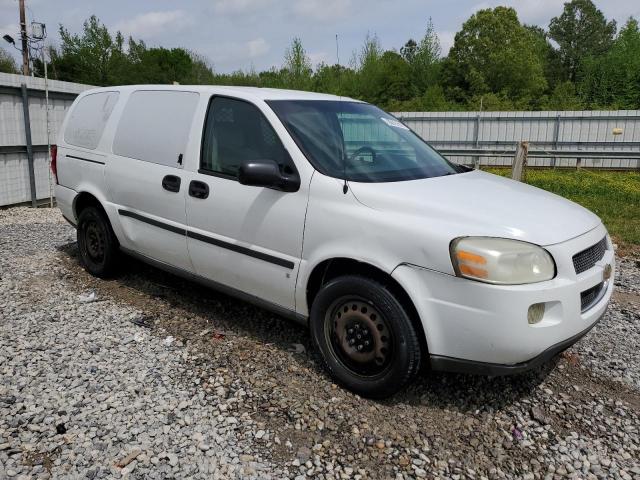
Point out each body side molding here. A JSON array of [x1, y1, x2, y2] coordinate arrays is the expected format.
[[117, 209, 295, 270]]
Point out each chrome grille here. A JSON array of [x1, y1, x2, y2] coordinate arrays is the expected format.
[[580, 282, 604, 312], [573, 237, 607, 274]]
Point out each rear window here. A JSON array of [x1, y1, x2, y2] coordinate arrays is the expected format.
[[64, 91, 119, 149], [113, 90, 199, 167]]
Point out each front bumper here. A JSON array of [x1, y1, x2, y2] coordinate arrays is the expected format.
[[392, 223, 614, 369], [429, 307, 605, 376]]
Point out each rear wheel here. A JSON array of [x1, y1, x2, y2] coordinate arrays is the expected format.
[[77, 206, 120, 278], [310, 275, 422, 398]]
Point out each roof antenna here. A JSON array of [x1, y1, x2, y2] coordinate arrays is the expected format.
[[336, 33, 348, 194]]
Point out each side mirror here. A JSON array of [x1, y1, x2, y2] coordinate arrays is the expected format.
[[238, 159, 300, 192]]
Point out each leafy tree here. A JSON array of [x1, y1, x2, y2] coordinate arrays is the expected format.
[[371, 51, 413, 107], [525, 24, 564, 91], [313, 63, 357, 97], [443, 7, 547, 103], [283, 38, 312, 90], [578, 17, 640, 108], [543, 81, 584, 110], [411, 18, 442, 91], [388, 85, 458, 112], [47, 15, 217, 86], [0, 47, 18, 73], [400, 39, 418, 64], [53, 15, 124, 85], [355, 33, 384, 103], [549, 0, 616, 82], [188, 51, 216, 84]]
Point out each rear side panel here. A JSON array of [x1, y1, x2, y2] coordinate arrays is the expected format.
[[56, 90, 121, 221]]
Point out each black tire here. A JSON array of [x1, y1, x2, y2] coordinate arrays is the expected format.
[[77, 206, 120, 278], [310, 275, 422, 398]]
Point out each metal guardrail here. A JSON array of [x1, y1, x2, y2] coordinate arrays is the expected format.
[[397, 110, 640, 170], [439, 148, 640, 159]]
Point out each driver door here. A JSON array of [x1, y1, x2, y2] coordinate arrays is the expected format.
[[183, 96, 309, 311]]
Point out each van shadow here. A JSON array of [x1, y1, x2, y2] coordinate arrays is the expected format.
[[57, 241, 555, 413]]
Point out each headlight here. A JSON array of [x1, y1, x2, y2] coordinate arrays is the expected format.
[[450, 237, 556, 285]]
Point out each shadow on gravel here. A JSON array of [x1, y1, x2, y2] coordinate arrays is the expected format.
[[57, 241, 555, 412]]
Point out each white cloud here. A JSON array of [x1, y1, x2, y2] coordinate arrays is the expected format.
[[438, 31, 456, 55], [247, 38, 269, 58], [308, 51, 329, 65], [293, 0, 352, 22], [0, 22, 19, 38], [213, 0, 273, 15], [114, 10, 193, 39], [204, 38, 271, 67]]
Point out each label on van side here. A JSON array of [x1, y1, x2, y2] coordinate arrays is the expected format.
[[381, 117, 410, 130]]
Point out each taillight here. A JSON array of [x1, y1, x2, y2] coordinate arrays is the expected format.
[[50, 144, 58, 184]]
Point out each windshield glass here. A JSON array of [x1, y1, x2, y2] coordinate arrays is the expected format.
[[267, 100, 468, 182]]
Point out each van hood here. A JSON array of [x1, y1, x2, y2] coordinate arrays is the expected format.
[[348, 170, 601, 246]]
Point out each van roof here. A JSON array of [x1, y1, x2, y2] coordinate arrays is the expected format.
[[80, 85, 362, 103]]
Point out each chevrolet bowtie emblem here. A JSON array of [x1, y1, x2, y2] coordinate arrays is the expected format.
[[603, 263, 612, 281]]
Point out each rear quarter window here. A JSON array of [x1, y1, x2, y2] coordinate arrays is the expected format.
[[113, 90, 200, 167], [64, 91, 119, 149]]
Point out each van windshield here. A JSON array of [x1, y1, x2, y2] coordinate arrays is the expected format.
[[267, 100, 468, 182]]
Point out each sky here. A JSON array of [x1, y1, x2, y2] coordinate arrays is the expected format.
[[1, 0, 639, 73]]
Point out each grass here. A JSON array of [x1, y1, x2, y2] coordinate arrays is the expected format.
[[484, 168, 640, 249]]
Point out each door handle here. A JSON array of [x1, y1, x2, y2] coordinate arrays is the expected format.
[[162, 175, 181, 193], [189, 180, 209, 199]]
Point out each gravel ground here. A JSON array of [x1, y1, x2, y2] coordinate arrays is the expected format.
[[0, 206, 639, 480]]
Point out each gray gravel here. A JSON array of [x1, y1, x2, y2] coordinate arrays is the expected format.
[[1, 206, 639, 479], [0, 208, 282, 479]]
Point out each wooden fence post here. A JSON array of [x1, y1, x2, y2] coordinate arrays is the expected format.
[[511, 141, 529, 182]]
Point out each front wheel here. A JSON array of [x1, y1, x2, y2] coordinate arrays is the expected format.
[[310, 275, 422, 398]]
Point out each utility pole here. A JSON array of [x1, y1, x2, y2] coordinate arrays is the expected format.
[[19, 0, 29, 75]]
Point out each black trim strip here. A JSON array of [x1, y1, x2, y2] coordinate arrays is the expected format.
[[117, 209, 294, 270], [118, 209, 187, 236], [187, 230, 294, 269], [66, 154, 105, 165]]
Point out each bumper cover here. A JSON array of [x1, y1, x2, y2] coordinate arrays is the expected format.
[[429, 307, 605, 376]]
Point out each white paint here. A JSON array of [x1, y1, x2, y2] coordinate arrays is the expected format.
[[55, 84, 614, 370]]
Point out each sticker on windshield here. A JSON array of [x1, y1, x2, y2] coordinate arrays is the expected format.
[[381, 117, 410, 130]]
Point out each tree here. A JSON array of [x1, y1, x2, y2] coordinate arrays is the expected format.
[[443, 7, 547, 103], [0, 47, 18, 74], [400, 39, 418, 63], [283, 38, 312, 90], [543, 81, 583, 110], [355, 33, 384, 103], [313, 63, 357, 97], [406, 18, 442, 92], [578, 17, 640, 108], [47, 15, 217, 86], [53, 15, 124, 85], [372, 51, 413, 107], [549, 0, 616, 82]]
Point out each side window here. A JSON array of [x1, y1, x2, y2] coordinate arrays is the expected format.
[[64, 91, 119, 149], [201, 97, 295, 178], [113, 90, 199, 167]]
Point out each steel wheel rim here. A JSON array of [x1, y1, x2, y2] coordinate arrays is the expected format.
[[84, 221, 105, 263], [324, 296, 393, 377]]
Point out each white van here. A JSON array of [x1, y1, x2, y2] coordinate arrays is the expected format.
[[54, 85, 613, 398]]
